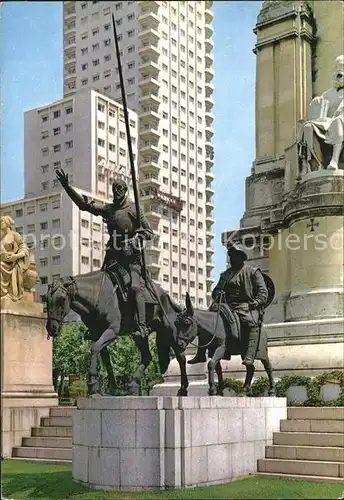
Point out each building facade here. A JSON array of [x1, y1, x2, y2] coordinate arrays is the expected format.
[[62, 0, 215, 307]]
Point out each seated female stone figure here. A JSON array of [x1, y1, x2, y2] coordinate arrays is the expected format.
[[0, 215, 35, 302], [298, 55, 344, 173]]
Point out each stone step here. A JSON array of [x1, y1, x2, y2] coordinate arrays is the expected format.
[[32, 426, 72, 438], [41, 416, 72, 427], [258, 458, 344, 478], [273, 432, 344, 448], [256, 472, 344, 484], [22, 437, 72, 449], [49, 407, 75, 418], [280, 418, 344, 434], [12, 446, 72, 461], [9, 457, 71, 465], [266, 445, 344, 462], [288, 407, 344, 421]]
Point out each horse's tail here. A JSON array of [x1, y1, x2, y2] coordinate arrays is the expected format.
[[156, 328, 171, 374]]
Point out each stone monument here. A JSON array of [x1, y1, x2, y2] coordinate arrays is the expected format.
[[152, 1, 343, 393], [1, 215, 58, 458], [220, 1, 344, 381]]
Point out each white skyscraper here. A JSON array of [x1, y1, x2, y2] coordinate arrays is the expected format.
[[63, 0, 215, 307]]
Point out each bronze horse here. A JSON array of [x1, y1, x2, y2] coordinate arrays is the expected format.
[[45, 271, 190, 396]]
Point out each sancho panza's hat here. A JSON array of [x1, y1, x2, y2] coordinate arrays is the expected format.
[[226, 241, 248, 260]]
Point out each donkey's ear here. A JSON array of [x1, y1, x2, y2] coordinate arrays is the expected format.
[[185, 292, 194, 316]]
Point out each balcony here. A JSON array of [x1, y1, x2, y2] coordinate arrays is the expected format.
[[205, 38, 214, 53], [64, 50, 76, 63], [206, 229, 215, 239], [205, 83, 214, 97], [205, 53, 214, 68], [144, 204, 162, 223], [139, 124, 160, 142], [206, 198, 215, 210], [139, 11, 160, 29], [139, 28, 160, 44], [146, 242, 161, 255], [206, 184, 215, 196], [205, 111, 214, 125], [205, 68, 214, 83], [140, 92, 160, 107], [140, 159, 160, 176], [206, 166, 215, 181], [206, 156, 214, 168], [205, 141, 214, 157], [205, 96, 214, 112], [140, 142, 160, 156], [205, 8, 213, 24], [64, 22, 76, 35], [205, 23, 214, 38], [206, 274, 215, 284], [139, 76, 160, 93], [139, 43, 160, 59], [148, 261, 161, 272], [205, 0, 213, 8], [64, 37, 76, 49], [139, 60, 160, 79], [140, 174, 161, 190], [206, 214, 215, 224], [206, 125, 214, 140], [138, 0, 160, 13], [140, 108, 160, 121]]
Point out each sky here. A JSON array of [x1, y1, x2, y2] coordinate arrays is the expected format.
[[0, 1, 260, 282]]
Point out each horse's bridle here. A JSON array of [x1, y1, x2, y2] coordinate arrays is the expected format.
[[177, 291, 225, 350], [46, 277, 77, 339]]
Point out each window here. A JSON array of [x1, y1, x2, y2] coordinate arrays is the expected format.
[[40, 258, 48, 267], [98, 138, 105, 147], [93, 259, 101, 268], [128, 77, 135, 85], [109, 126, 115, 135], [109, 143, 116, 152], [52, 199, 60, 209], [93, 58, 99, 66], [40, 276, 48, 284], [92, 43, 99, 51], [81, 219, 89, 229], [104, 54, 111, 61], [41, 130, 49, 139], [65, 106, 73, 114], [53, 110, 60, 119], [41, 181, 48, 191], [128, 45, 135, 53], [65, 140, 73, 149], [92, 28, 99, 36], [41, 164, 49, 174], [41, 114, 49, 122], [93, 74, 99, 81], [52, 219, 60, 229], [98, 120, 105, 130], [98, 103, 105, 112], [40, 221, 48, 230], [128, 29, 135, 37], [53, 144, 61, 152]]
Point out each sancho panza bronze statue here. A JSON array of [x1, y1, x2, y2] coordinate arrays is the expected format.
[[56, 169, 153, 338]]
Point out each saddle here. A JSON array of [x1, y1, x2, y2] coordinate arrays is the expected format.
[[104, 260, 157, 305], [209, 302, 241, 342]]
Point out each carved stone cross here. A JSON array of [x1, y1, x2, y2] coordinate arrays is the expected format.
[[307, 218, 320, 232]]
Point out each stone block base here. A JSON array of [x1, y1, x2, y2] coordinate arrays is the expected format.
[[73, 396, 286, 490]]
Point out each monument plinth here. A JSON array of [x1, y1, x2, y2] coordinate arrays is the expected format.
[[73, 396, 286, 490], [1, 215, 57, 458]]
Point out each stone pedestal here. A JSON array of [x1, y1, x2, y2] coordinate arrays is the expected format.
[[1, 293, 58, 457], [73, 396, 286, 490]]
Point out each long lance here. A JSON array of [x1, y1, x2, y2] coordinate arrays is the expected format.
[[111, 13, 148, 281]]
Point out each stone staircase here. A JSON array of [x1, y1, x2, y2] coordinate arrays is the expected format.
[[11, 407, 73, 464], [258, 407, 344, 482]]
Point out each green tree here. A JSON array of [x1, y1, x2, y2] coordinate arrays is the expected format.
[[53, 323, 163, 396]]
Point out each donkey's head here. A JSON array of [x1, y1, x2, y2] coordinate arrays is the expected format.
[[45, 278, 75, 338], [174, 292, 198, 352]]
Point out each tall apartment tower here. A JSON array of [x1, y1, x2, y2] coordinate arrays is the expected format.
[[63, 0, 215, 308]]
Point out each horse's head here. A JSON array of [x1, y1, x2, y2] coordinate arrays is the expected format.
[[45, 278, 75, 338], [174, 292, 198, 352]]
